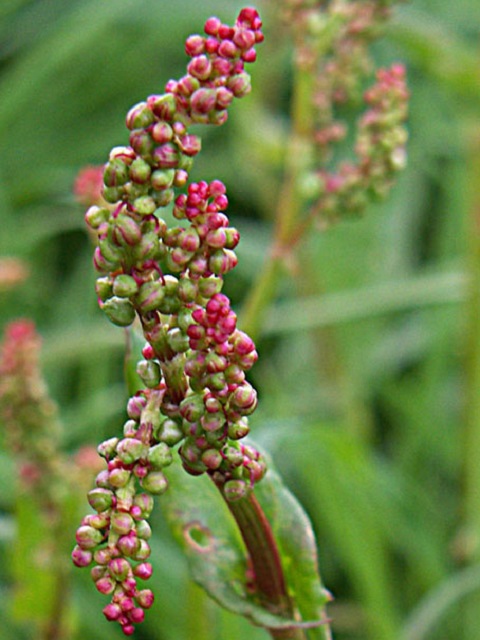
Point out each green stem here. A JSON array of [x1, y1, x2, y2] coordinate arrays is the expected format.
[[240, 62, 316, 341], [215, 481, 308, 640]]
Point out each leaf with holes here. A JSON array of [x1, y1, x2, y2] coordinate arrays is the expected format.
[[160, 452, 331, 636]]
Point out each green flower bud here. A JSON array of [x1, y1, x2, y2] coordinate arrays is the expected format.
[[104, 158, 129, 187], [221, 444, 243, 468], [95, 277, 114, 302], [153, 418, 184, 446], [97, 437, 119, 459], [133, 493, 154, 518], [227, 72, 251, 98], [116, 437, 149, 465], [111, 511, 134, 535], [137, 359, 162, 388], [177, 154, 194, 172], [102, 186, 123, 203], [153, 187, 174, 207], [126, 101, 155, 129], [136, 519, 152, 540], [141, 471, 168, 495], [102, 296, 136, 327], [149, 93, 176, 121], [76, 525, 104, 549], [113, 274, 139, 298], [85, 206, 110, 230], [201, 412, 225, 432], [113, 213, 142, 246], [147, 442, 173, 469], [201, 448, 223, 470], [151, 169, 175, 190], [133, 195, 156, 216], [98, 238, 123, 264], [129, 157, 152, 183], [131, 232, 160, 262], [224, 479, 248, 502], [179, 394, 205, 423], [166, 327, 189, 353], [135, 280, 165, 312], [132, 539, 151, 561], [178, 308, 194, 332], [108, 467, 131, 488], [227, 418, 250, 440], [87, 488, 114, 512], [198, 276, 223, 298]]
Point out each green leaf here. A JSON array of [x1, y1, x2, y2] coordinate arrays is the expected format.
[[161, 451, 331, 635]]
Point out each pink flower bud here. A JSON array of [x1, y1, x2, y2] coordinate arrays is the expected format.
[[72, 545, 93, 567], [152, 142, 179, 168], [111, 511, 134, 536], [185, 34, 205, 57], [103, 603, 122, 621], [108, 557, 131, 581], [126, 101, 154, 130], [147, 93, 176, 121], [190, 88, 217, 115], [227, 72, 251, 97], [187, 55, 212, 81], [136, 589, 155, 609], [133, 562, 153, 580], [95, 576, 116, 595], [117, 534, 140, 557], [204, 16, 221, 36], [129, 607, 145, 623], [76, 525, 104, 550]]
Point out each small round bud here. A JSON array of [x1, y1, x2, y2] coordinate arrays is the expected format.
[[85, 206, 109, 230], [108, 557, 131, 581], [116, 438, 149, 465], [135, 280, 165, 313], [133, 562, 153, 580], [141, 471, 168, 495], [76, 525, 104, 550], [147, 442, 173, 469], [87, 488, 114, 512], [153, 418, 184, 446], [95, 277, 113, 302], [97, 437, 119, 459], [136, 360, 162, 388], [72, 545, 93, 567], [111, 511, 134, 536], [129, 157, 152, 183], [113, 275, 139, 298], [126, 101, 155, 129], [224, 479, 248, 502], [102, 297, 136, 327]]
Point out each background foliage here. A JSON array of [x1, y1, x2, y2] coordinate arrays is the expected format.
[[1, 1, 480, 639]]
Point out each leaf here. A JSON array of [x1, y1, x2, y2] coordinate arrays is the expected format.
[[160, 450, 331, 636]]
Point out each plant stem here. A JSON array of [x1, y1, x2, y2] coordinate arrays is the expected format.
[[461, 126, 480, 639], [240, 61, 316, 341], [214, 480, 308, 640]]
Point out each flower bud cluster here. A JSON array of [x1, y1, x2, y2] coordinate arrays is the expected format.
[[75, 8, 265, 635], [316, 63, 409, 218], [279, 0, 408, 220], [72, 395, 169, 635], [0, 320, 62, 493]]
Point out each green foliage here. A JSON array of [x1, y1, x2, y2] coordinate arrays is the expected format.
[[1, 1, 480, 639]]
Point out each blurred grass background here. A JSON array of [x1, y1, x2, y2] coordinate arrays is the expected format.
[[1, 1, 480, 639]]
